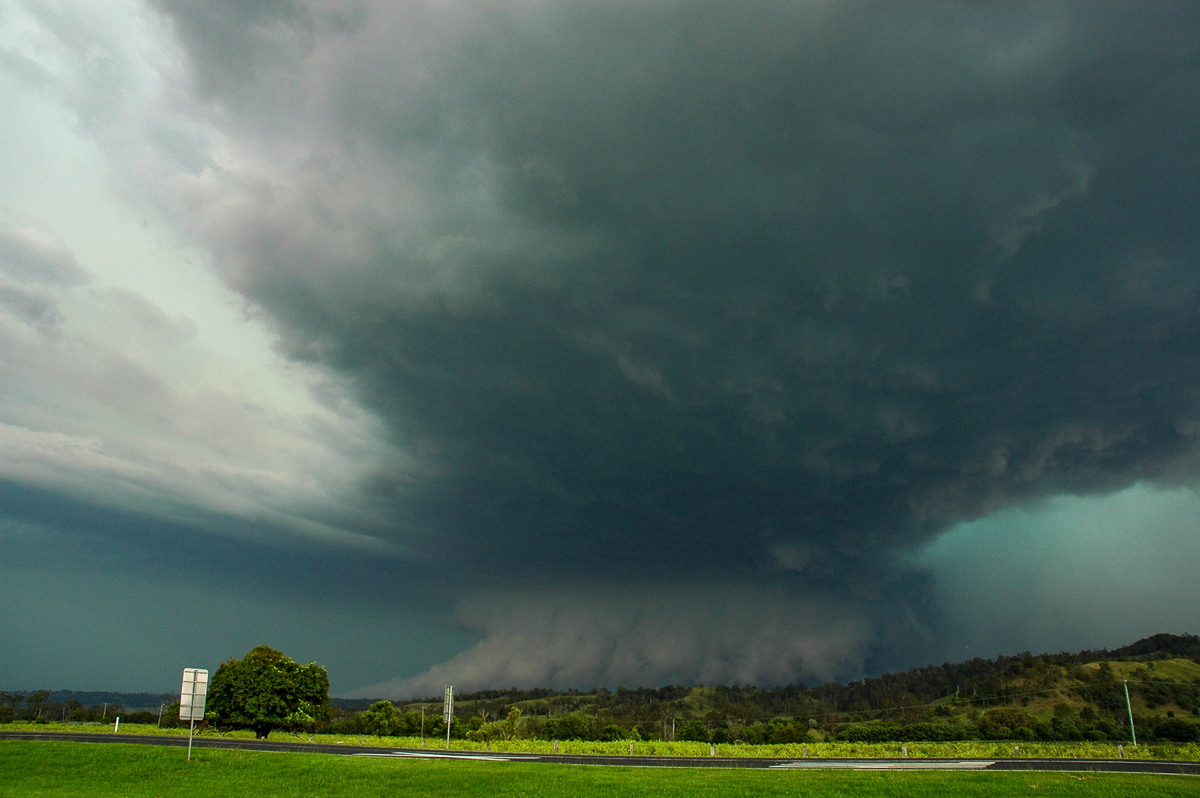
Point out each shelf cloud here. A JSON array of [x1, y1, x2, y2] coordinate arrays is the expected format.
[[4, 1, 1199, 694]]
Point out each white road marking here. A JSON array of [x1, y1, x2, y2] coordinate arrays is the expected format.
[[771, 760, 996, 770], [353, 751, 526, 762]]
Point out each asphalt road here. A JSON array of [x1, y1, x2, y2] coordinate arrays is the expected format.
[[3, 731, 1198, 776]]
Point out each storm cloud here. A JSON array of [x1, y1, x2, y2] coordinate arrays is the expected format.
[[4, 1, 1199, 693]]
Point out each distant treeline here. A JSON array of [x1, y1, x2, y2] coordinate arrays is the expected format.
[[6, 633, 1198, 743], [370, 632, 1199, 715], [321, 633, 1200, 744], [0, 689, 173, 725]]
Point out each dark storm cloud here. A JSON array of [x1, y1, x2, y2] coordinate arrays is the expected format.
[[147, 1, 1200, 689], [0, 480, 434, 602]]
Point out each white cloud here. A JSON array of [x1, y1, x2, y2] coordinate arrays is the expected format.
[[0, 1, 393, 553]]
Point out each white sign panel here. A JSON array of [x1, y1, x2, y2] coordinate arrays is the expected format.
[[180, 668, 209, 721], [443, 685, 454, 724]]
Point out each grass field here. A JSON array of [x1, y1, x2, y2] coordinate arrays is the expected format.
[[2, 741, 1198, 798], [6, 721, 1198, 761]]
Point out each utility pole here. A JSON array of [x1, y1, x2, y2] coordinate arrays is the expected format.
[[1123, 680, 1137, 746]]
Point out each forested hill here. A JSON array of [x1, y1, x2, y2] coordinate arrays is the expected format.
[[390, 633, 1200, 710], [334, 633, 1199, 744], [5, 633, 1197, 743], [1103, 633, 1200, 660]]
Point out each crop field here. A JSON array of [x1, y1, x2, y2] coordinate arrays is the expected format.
[[2, 741, 1198, 798], [6, 721, 1198, 761]]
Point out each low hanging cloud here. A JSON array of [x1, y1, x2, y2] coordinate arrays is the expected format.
[[352, 581, 887, 698], [31, 0, 1199, 689]]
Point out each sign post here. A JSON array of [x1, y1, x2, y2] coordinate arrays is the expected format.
[[180, 668, 209, 761], [443, 685, 454, 749]]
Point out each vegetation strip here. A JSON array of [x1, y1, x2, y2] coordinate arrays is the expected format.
[[4, 741, 1200, 798], [4, 634, 1196, 758], [4, 730, 1199, 776]]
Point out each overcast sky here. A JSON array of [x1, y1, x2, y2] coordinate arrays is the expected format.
[[3, 1, 1199, 698]]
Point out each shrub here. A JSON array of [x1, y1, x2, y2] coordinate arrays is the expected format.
[[1153, 718, 1199, 743], [842, 723, 903, 742], [901, 722, 959, 741]]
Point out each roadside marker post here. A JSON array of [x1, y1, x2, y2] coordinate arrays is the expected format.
[[443, 686, 454, 749], [180, 668, 209, 761]]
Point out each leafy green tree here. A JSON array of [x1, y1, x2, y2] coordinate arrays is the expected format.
[[207, 645, 329, 739], [977, 708, 1036, 740], [543, 713, 591, 741], [467, 707, 527, 744], [501, 707, 524, 740], [361, 700, 401, 737], [676, 719, 709, 742], [598, 723, 627, 741]]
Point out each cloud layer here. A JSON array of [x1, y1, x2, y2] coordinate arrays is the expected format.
[[355, 582, 884, 698], [4, 1, 1199, 693]]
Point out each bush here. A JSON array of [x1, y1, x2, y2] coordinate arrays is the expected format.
[[1153, 718, 1200, 743], [360, 701, 401, 737], [598, 724, 628, 742], [765, 722, 808, 744], [977, 708, 1036, 740], [676, 720, 709, 742], [542, 713, 591, 741], [842, 723, 903, 742], [901, 722, 959, 741]]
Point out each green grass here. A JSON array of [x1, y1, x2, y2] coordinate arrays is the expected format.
[[1085, 658, 1200, 683], [1, 741, 1197, 798], [8, 722, 1198, 761]]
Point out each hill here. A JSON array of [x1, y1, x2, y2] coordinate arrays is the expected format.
[[337, 633, 1199, 744], [5, 633, 1197, 742]]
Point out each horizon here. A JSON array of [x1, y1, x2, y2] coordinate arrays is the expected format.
[[5, 630, 1193, 702]]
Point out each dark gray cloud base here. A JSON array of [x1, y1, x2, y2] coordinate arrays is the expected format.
[[138, 1, 1200, 693]]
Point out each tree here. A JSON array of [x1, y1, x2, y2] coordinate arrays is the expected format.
[[0, 692, 20, 723], [25, 690, 50, 721], [500, 707, 524, 740], [543, 712, 591, 741], [207, 645, 329, 739], [361, 700, 401, 737], [977, 708, 1036, 740], [466, 707, 526, 744]]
